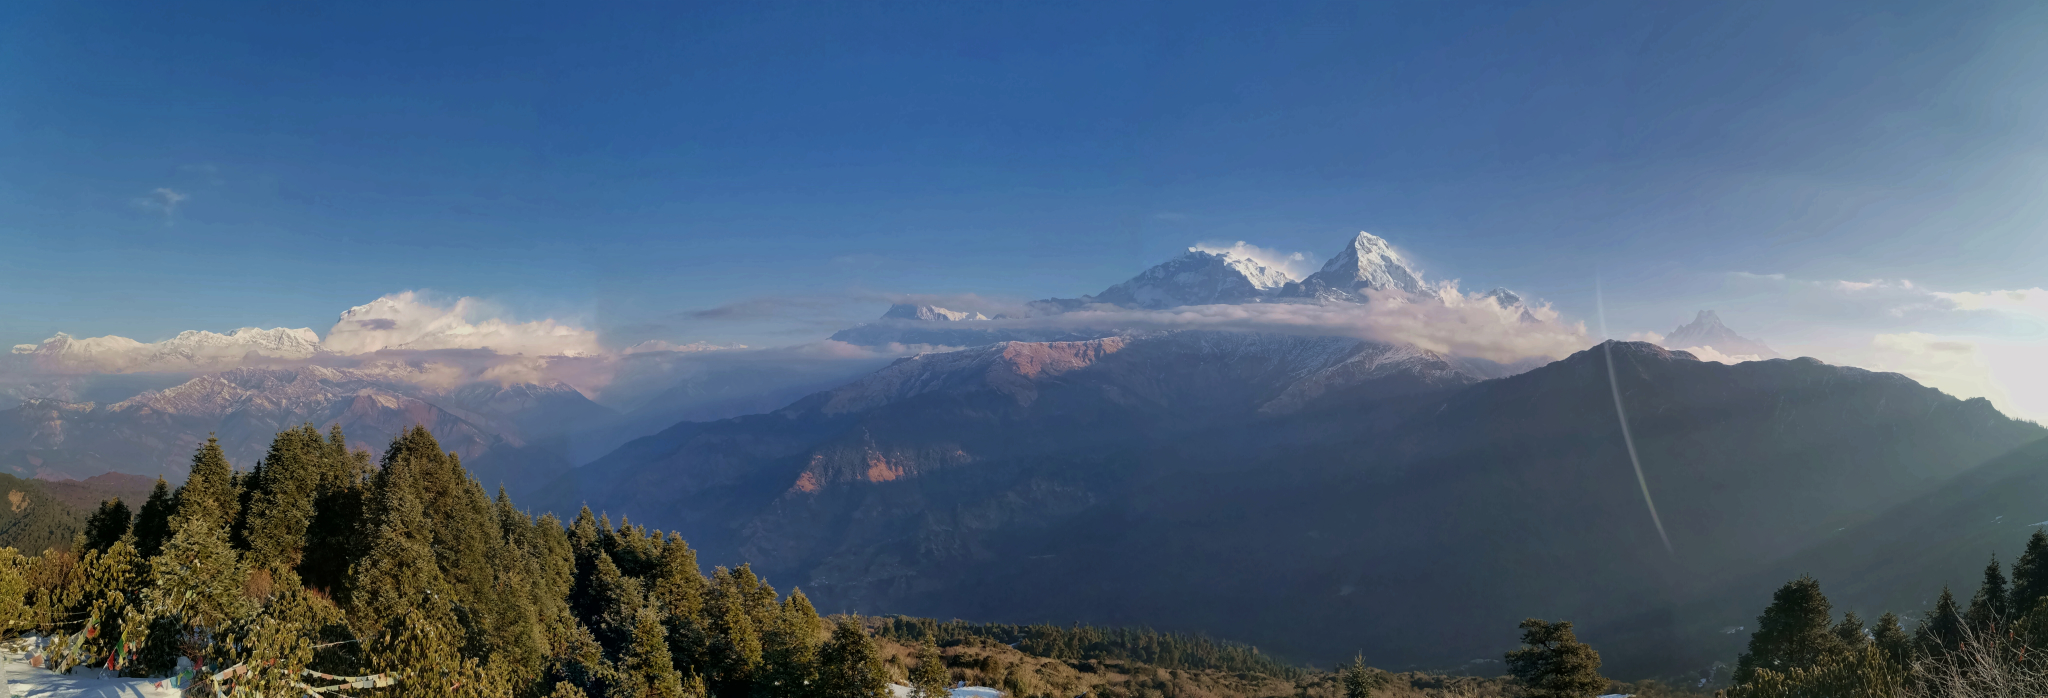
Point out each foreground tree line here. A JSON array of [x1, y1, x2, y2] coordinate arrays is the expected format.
[[12, 425, 915, 697], [1728, 529, 2048, 698], [6, 422, 1725, 698]]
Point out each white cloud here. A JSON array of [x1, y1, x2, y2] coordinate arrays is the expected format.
[[1715, 273, 2048, 422], [969, 284, 1588, 364], [133, 187, 186, 220], [622, 340, 746, 354], [1190, 241, 1319, 280], [1934, 287, 2048, 318], [1675, 345, 1762, 364], [1863, 332, 2014, 413], [320, 291, 602, 357], [1627, 331, 1666, 343]]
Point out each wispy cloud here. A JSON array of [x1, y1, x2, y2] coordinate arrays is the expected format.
[[1714, 272, 2048, 422], [1190, 240, 1320, 280], [133, 187, 187, 222]]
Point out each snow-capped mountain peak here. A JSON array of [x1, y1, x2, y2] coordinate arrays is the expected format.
[[1089, 249, 1294, 309], [1661, 310, 1781, 360], [10, 327, 323, 373], [880, 304, 988, 322], [1285, 231, 1426, 301]]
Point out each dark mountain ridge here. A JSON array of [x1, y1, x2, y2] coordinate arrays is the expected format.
[[542, 336, 2042, 675]]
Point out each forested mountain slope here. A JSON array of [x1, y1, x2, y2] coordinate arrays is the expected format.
[[547, 339, 2043, 675]]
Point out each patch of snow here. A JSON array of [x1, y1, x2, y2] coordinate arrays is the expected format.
[[888, 685, 1003, 698], [0, 639, 181, 697]]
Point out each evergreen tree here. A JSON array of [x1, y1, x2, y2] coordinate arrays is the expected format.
[[81, 497, 131, 553], [2012, 528, 2048, 620], [1735, 575, 1842, 684], [586, 551, 647, 658], [1504, 619, 1604, 698], [651, 531, 709, 677], [1726, 643, 1904, 698], [650, 533, 706, 622], [1832, 611, 1867, 648], [300, 426, 371, 594], [132, 477, 175, 558], [132, 522, 251, 673], [1964, 553, 2011, 631], [242, 425, 325, 571], [617, 606, 686, 698], [1338, 654, 1386, 698], [706, 567, 764, 696], [1871, 612, 1911, 670], [816, 617, 890, 698], [758, 589, 822, 698], [347, 449, 446, 631], [364, 591, 503, 698], [212, 587, 319, 697], [174, 436, 240, 534], [1914, 587, 1965, 656], [909, 638, 951, 698]]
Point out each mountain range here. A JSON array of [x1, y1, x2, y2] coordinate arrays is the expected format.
[[4, 229, 2037, 679], [539, 334, 2041, 675]]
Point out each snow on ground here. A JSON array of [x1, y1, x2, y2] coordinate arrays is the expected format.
[[887, 683, 1003, 698], [0, 636, 181, 698]]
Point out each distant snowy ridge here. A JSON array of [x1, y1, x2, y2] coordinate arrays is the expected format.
[[1090, 248, 1295, 309], [1659, 310, 1780, 361], [831, 231, 1558, 368], [11, 327, 322, 373]]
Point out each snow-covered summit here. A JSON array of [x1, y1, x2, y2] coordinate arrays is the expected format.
[[1089, 249, 1294, 309], [1662, 310, 1780, 360], [10, 327, 322, 373], [1285, 231, 1425, 301], [881, 304, 988, 322]]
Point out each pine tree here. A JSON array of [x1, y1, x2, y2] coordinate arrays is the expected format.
[[1504, 619, 1604, 698], [816, 617, 890, 698], [347, 449, 446, 631], [617, 606, 686, 698], [1726, 643, 1904, 698], [132, 477, 176, 558], [0, 549, 28, 634], [300, 426, 371, 594], [706, 567, 764, 696], [1871, 612, 1911, 671], [758, 589, 822, 698], [587, 552, 647, 658], [1914, 587, 1965, 656], [133, 521, 251, 673], [174, 436, 240, 534], [243, 425, 325, 571], [1339, 654, 1386, 698], [2012, 528, 2048, 620], [1964, 554, 2011, 632], [212, 586, 318, 697], [1832, 611, 1867, 648], [909, 638, 951, 698], [364, 591, 503, 698], [650, 533, 706, 622], [81, 498, 131, 553], [1735, 575, 1842, 684]]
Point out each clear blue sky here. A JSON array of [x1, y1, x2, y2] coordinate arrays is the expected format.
[[4, 0, 2045, 351]]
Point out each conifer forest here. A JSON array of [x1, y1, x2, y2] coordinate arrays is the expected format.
[[14, 423, 2046, 698]]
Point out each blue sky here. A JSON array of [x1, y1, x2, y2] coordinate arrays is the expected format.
[[4, 1, 2047, 413]]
